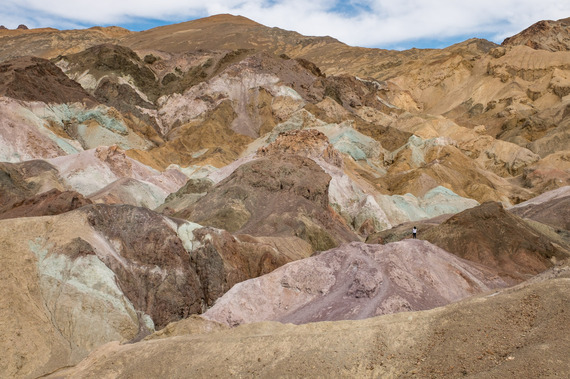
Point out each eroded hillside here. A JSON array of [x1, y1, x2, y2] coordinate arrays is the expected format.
[[1, 14, 569, 378]]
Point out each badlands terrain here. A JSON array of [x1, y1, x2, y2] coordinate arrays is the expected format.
[[1, 14, 570, 378]]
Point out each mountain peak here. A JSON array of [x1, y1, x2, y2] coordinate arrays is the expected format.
[[192, 13, 262, 26]]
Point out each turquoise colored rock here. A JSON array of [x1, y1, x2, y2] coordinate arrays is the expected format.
[[26, 237, 139, 355], [48, 104, 128, 135], [376, 186, 479, 226]]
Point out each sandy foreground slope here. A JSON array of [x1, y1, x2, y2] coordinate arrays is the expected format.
[[50, 268, 570, 378]]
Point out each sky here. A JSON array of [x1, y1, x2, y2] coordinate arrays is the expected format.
[[2, 1, 570, 50]]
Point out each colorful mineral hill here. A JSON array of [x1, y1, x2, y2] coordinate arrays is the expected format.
[[1, 13, 570, 378], [202, 240, 508, 326]]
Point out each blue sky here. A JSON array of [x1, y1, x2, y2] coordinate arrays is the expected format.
[[2, 1, 570, 50]]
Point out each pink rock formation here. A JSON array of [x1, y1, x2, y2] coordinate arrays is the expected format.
[[203, 240, 507, 326]]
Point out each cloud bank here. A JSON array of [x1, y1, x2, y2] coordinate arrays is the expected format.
[[2, 0, 570, 49]]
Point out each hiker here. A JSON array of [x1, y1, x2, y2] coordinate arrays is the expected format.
[[412, 226, 417, 239]]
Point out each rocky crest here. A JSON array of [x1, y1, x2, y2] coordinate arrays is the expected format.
[[0, 188, 91, 219], [0, 56, 96, 104], [176, 153, 358, 251], [503, 17, 570, 51]]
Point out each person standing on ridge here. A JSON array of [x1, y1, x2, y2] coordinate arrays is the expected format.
[[412, 226, 417, 239]]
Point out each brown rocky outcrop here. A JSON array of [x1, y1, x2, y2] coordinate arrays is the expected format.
[[16, 24, 28, 30], [158, 177, 214, 214], [82, 204, 203, 330], [87, 177, 169, 209], [175, 153, 359, 251], [257, 129, 344, 167], [510, 186, 570, 231], [189, 227, 312, 307], [421, 201, 569, 282], [352, 119, 412, 152], [57, 44, 159, 102], [0, 160, 66, 213], [0, 56, 96, 104], [0, 188, 91, 219], [518, 151, 570, 194]]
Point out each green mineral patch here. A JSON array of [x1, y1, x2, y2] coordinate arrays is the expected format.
[[389, 194, 428, 220], [421, 186, 479, 216], [45, 132, 82, 155], [27, 237, 139, 323], [28, 237, 50, 264], [47, 104, 129, 135], [326, 127, 383, 162]]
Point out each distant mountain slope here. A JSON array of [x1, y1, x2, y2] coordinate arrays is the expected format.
[[118, 14, 489, 81], [510, 186, 570, 231], [0, 26, 130, 62], [120, 14, 341, 55]]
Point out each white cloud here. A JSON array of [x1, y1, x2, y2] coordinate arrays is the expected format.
[[2, 0, 570, 48]]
